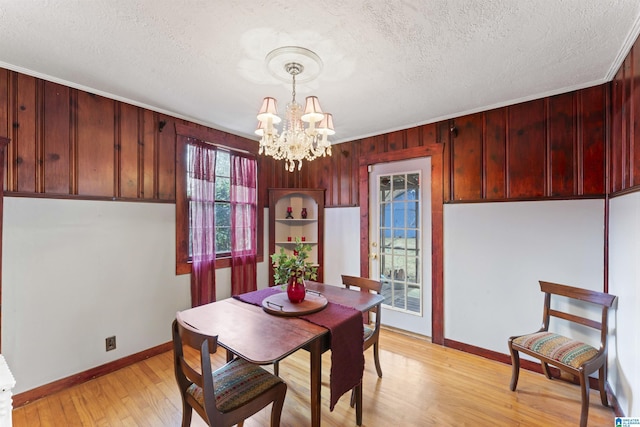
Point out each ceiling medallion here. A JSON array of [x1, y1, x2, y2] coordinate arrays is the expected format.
[[255, 46, 334, 172]]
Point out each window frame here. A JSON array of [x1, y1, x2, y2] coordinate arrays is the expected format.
[[175, 124, 263, 275]]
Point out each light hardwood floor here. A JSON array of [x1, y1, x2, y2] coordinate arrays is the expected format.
[[13, 329, 616, 426]]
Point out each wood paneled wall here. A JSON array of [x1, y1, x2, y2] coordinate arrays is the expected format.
[[0, 69, 234, 202], [448, 87, 607, 201], [4, 62, 635, 208], [258, 122, 448, 207], [0, 67, 348, 208], [611, 37, 640, 194], [270, 85, 608, 206]]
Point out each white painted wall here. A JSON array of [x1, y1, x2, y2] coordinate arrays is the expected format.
[[0, 199, 322, 396], [2, 196, 635, 418], [443, 199, 605, 353], [1, 197, 193, 394], [322, 207, 361, 286], [608, 191, 640, 418]]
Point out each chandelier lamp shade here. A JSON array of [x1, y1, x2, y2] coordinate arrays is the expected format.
[[255, 47, 334, 172]]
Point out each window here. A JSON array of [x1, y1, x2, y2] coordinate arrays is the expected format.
[[186, 147, 232, 257], [214, 151, 231, 254], [175, 126, 263, 275]]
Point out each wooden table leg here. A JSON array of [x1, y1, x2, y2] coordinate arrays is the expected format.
[[309, 337, 322, 427], [355, 381, 362, 425]]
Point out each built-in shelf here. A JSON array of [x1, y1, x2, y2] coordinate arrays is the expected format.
[[275, 218, 318, 224], [268, 188, 325, 286]]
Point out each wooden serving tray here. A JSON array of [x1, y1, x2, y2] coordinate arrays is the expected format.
[[262, 291, 328, 317]]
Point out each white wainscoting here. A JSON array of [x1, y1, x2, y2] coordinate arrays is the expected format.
[[608, 191, 640, 417], [2, 197, 191, 394], [443, 199, 605, 353]]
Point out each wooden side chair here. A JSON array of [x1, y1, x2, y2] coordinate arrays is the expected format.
[[341, 274, 383, 408], [508, 281, 617, 427], [172, 313, 287, 427]]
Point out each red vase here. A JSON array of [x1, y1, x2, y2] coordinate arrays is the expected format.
[[287, 276, 306, 303]]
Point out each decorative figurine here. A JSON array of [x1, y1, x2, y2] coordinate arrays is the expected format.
[[286, 206, 294, 219]]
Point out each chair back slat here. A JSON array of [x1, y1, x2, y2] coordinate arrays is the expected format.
[[341, 275, 382, 293], [180, 356, 204, 386], [176, 312, 219, 353], [548, 309, 602, 330], [342, 275, 382, 317], [540, 281, 616, 307], [540, 281, 617, 347]]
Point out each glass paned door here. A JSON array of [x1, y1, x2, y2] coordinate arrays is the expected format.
[[370, 158, 431, 336], [379, 172, 421, 313]]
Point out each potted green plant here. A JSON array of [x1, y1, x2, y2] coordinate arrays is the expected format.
[[271, 238, 318, 303]]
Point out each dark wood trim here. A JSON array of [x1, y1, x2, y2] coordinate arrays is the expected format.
[[481, 116, 487, 199], [606, 383, 626, 417], [12, 342, 172, 408], [358, 144, 445, 344], [3, 191, 175, 203], [153, 113, 160, 199], [268, 188, 325, 286], [114, 102, 122, 198], [444, 194, 606, 204], [175, 133, 189, 274], [174, 126, 264, 275], [604, 195, 610, 294], [6, 72, 17, 192], [0, 136, 9, 352], [444, 338, 513, 365], [35, 79, 44, 193], [505, 106, 511, 198], [444, 338, 561, 378], [608, 183, 640, 198], [69, 89, 78, 195], [444, 337, 622, 416], [175, 123, 258, 155], [576, 91, 583, 195], [544, 97, 551, 197], [137, 107, 144, 198]]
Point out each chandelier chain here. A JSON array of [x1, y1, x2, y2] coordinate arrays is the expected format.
[[291, 72, 296, 103]]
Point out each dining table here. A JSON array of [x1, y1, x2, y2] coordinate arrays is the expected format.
[[177, 281, 384, 427]]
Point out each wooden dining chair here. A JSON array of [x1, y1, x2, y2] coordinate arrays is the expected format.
[[508, 281, 617, 427], [172, 312, 287, 427], [342, 275, 383, 378], [341, 274, 383, 409]]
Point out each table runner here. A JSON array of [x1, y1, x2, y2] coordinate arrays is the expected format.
[[233, 287, 364, 411]]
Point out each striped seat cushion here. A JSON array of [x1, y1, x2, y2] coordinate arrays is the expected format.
[[363, 324, 375, 340], [513, 332, 598, 369], [187, 357, 283, 413]]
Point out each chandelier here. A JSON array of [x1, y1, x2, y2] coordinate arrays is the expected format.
[[255, 47, 334, 172]]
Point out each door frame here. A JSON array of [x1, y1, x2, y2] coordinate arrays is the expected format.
[[358, 144, 444, 344]]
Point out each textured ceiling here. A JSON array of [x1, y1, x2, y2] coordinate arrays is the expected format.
[[1, 1, 640, 144]]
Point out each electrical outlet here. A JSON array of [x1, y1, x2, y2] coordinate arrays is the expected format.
[[105, 336, 116, 351]]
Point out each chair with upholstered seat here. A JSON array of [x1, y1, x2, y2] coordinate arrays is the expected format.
[[508, 281, 617, 427], [172, 312, 287, 427]]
